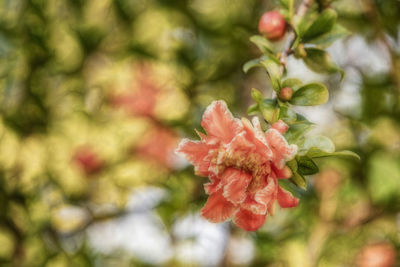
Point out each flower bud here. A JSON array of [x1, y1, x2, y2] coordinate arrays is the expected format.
[[279, 87, 293, 101], [258, 11, 286, 40]]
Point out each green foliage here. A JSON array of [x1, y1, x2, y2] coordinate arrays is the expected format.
[[289, 82, 329, 106], [303, 48, 344, 79], [301, 9, 337, 42]]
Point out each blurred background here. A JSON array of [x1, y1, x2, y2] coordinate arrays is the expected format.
[[0, 0, 399, 266]]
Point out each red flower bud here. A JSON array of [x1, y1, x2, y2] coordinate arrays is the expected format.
[[258, 11, 286, 40], [279, 87, 293, 101]]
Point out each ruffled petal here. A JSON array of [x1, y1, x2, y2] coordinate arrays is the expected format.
[[273, 165, 293, 179], [201, 101, 243, 144], [201, 189, 237, 223], [271, 120, 289, 134], [221, 168, 252, 205], [241, 196, 267, 215], [254, 178, 277, 215], [265, 129, 297, 168], [234, 208, 266, 231], [204, 175, 222, 195], [241, 118, 273, 159], [277, 187, 299, 208], [175, 139, 211, 176]]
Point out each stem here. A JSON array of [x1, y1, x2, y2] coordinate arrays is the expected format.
[[280, 0, 314, 74]]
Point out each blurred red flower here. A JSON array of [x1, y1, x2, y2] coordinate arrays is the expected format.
[[176, 101, 299, 231], [110, 64, 159, 118], [73, 146, 104, 175], [356, 243, 396, 267], [136, 125, 180, 170]]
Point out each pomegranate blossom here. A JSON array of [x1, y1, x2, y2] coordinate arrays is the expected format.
[[176, 100, 299, 231]]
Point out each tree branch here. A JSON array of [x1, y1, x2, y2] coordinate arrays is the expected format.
[[280, 0, 314, 73]]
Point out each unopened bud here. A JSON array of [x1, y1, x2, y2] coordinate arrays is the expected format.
[[258, 11, 286, 40], [279, 87, 293, 101]]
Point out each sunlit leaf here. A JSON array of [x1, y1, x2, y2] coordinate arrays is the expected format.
[[260, 99, 280, 123], [289, 82, 329, 106], [302, 9, 337, 41], [303, 48, 344, 79], [251, 88, 263, 103], [260, 57, 282, 92], [250, 35, 274, 54], [247, 103, 259, 115], [308, 24, 350, 48]]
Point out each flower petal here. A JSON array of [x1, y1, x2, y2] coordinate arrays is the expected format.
[[234, 208, 266, 231], [201, 101, 243, 144], [204, 175, 222, 195], [241, 196, 267, 215], [271, 120, 289, 134], [273, 165, 293, 179], [241, 118, 273, 159], [265, 129, 297, 168], [277, 187, 299, 208], [221, 168, 252, 205], [176, 139, 211, 176], [254, 177, 277, 215], [201, 189, 237, 223]]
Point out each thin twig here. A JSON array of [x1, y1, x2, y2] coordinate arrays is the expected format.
[[280, 0, 314, 74]]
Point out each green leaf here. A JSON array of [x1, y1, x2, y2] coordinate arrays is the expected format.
[[308, 24, 350, 48], [260, 57, 282, 92], [250, 35, 274, 54], [285, 122, 313, 145], [297, 156, 319, 175], [243, 57, 263, 73], [247, 103, 259, 115], [287, 159, 298, 172], [302, 135, 335, 154], [307, 149, 360, 160], [282, 78, 302, 90], [302, 9, 337, 41], [287, 159, 307, 189], [290, 172, 307, 189], [251, 88, 263, 103], [279, 104, 297, 123], [289, 82, 329, 106], [303, 48, 344, 79], [260, 99, 280, 123]]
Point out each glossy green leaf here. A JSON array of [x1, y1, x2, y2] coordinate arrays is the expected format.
[[302, 135, 335, 154], [303, 48, 344, 79], [243, 57, 263, 73], [260, 57, 282, 92], [290, 172, 307, 189], [250, 35, 274, 54], [279, 104, 297, 123], [285, 122, 314, 145], [289, 82, 329, 106], [307, 149, 360, 160], [308, 24, 350, 48], [287, 159, 306, 189], [287, 159, 298, 172], [297, 156, 319, 175], [281, 78, 303, 90], [260, 99, 280, 123], [247, 103, 259, 115], [251, 88, 263, 103], [302, 9, 337, 41]]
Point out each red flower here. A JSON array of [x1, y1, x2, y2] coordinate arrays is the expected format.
[[110, 64, 159, 118], [73, 146, 104, 176], [136, 125, 180, 170], [176, 101, 299, 231]]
